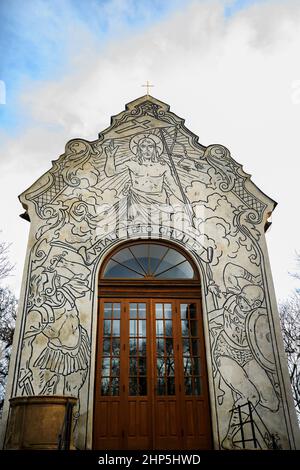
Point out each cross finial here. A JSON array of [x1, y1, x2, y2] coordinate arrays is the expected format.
[[142, 80, 154, 96]]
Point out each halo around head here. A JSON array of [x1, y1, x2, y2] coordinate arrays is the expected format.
[[129, 133, 164, 156]]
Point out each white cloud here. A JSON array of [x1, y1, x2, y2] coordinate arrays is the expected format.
[[1, 0, 300, 300]]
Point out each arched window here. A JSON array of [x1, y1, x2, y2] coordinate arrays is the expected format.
[[102, 242, 196, 279]]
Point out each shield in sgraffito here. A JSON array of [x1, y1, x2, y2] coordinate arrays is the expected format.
[[246, 309, 276, 373]]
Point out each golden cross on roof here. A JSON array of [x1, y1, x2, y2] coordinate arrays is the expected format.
[[142, 80, 154, 96]]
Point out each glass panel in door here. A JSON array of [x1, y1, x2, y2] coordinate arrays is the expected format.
[[180, 303, 202, 395], [129, 302, 147, 396], [155, 303, 175, 395], [101, 302, 121, 396]]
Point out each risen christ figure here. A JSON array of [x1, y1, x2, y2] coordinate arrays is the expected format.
[[104, 134, 184, 221]]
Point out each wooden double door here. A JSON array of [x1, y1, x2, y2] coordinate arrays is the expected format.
[[93, 298, 212, 449]]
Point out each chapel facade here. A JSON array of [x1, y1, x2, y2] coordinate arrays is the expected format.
[[1, 95, 299, 450]]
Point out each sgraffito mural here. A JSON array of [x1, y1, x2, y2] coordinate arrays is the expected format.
[[4, 95, 298, 449]]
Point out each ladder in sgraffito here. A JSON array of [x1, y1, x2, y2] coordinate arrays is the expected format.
[[229, 401, 281, 449]]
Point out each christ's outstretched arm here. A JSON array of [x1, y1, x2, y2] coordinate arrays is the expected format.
[[104, 143, 129, 177]]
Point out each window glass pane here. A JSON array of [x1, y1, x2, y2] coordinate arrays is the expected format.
[[155, 303, 163, 319], [191, 339, 200, 356], [130, 303, 137, 318], [139, 320, 146, 336], [104, 303, 112, 318], [166, 338, 174, 356], [180, 304, 188, 319], [194, 377, 201, 395], [155, 248, 184, 274], [193, 357, 201, 375], [165, 320, 172, 336], [190, 320, 198, 337], [112, 338, 120, 356], [156, 357, 165, 377], [156, 320, 164, 337], [149, 244, 168, 274], [111, 378, 119, 396], [138, 303, 146, 319], [130, 320, 138, 337], [156, 261, 194, 279], [157, 378, 165, 395], [183, 357, 192, 376], [164, 303, 172, 319], [185, 377, 193, 395], [112, 320, 120, 336], [113, 248, 132, 265], [101, 377, 110, 395], [130, 338, 137, 355], [101, 357, 110, 376], [103, 320, 111, 336], [182, 338, 190, 355], [111, 358, 120, 377], [103, 260, 144, 278], [181, 320, 189, 337], [166, 359, 175, 376], [163, 248, 185, 267], [103, 338, 111, 356], [156, 339, 164, 356], [139, 338, 147, 355], [113, 303, 121, 319], [139, 377, 147, 395], [167, 377, 175, 395], [189, 303, 197, 320], [113, 248, 144, 275], [130, 244, 149, 274], [129, 377, 138, 396], [139, 357, 147, 375], [130, 358, 137, 376]]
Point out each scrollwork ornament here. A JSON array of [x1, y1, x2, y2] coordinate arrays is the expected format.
[[205, 144, 235, 192]]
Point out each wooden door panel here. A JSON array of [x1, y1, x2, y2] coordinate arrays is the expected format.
[[185, 400, 196, 435], [127, 399, 151, 449], [155, 400, 179, 436], [185, 399, 211, 448], [155, 400, 182, 449], [94, 401, 123, 449], [126, 300, 152, 449], [152, 300, 183, 449], [94, 297, 212, 450], [184, 399, 206, 435], [128, 399, 150, 435], [177, 300, 212, 449]]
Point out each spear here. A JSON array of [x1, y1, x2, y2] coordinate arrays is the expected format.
[[150, 104, 194, 225], [158, 127, 195, 226]]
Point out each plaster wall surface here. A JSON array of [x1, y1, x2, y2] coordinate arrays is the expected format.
[[1, 96, 299, 450]]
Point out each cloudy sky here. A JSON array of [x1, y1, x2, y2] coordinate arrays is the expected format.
[[0, 0, 299, 301]]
